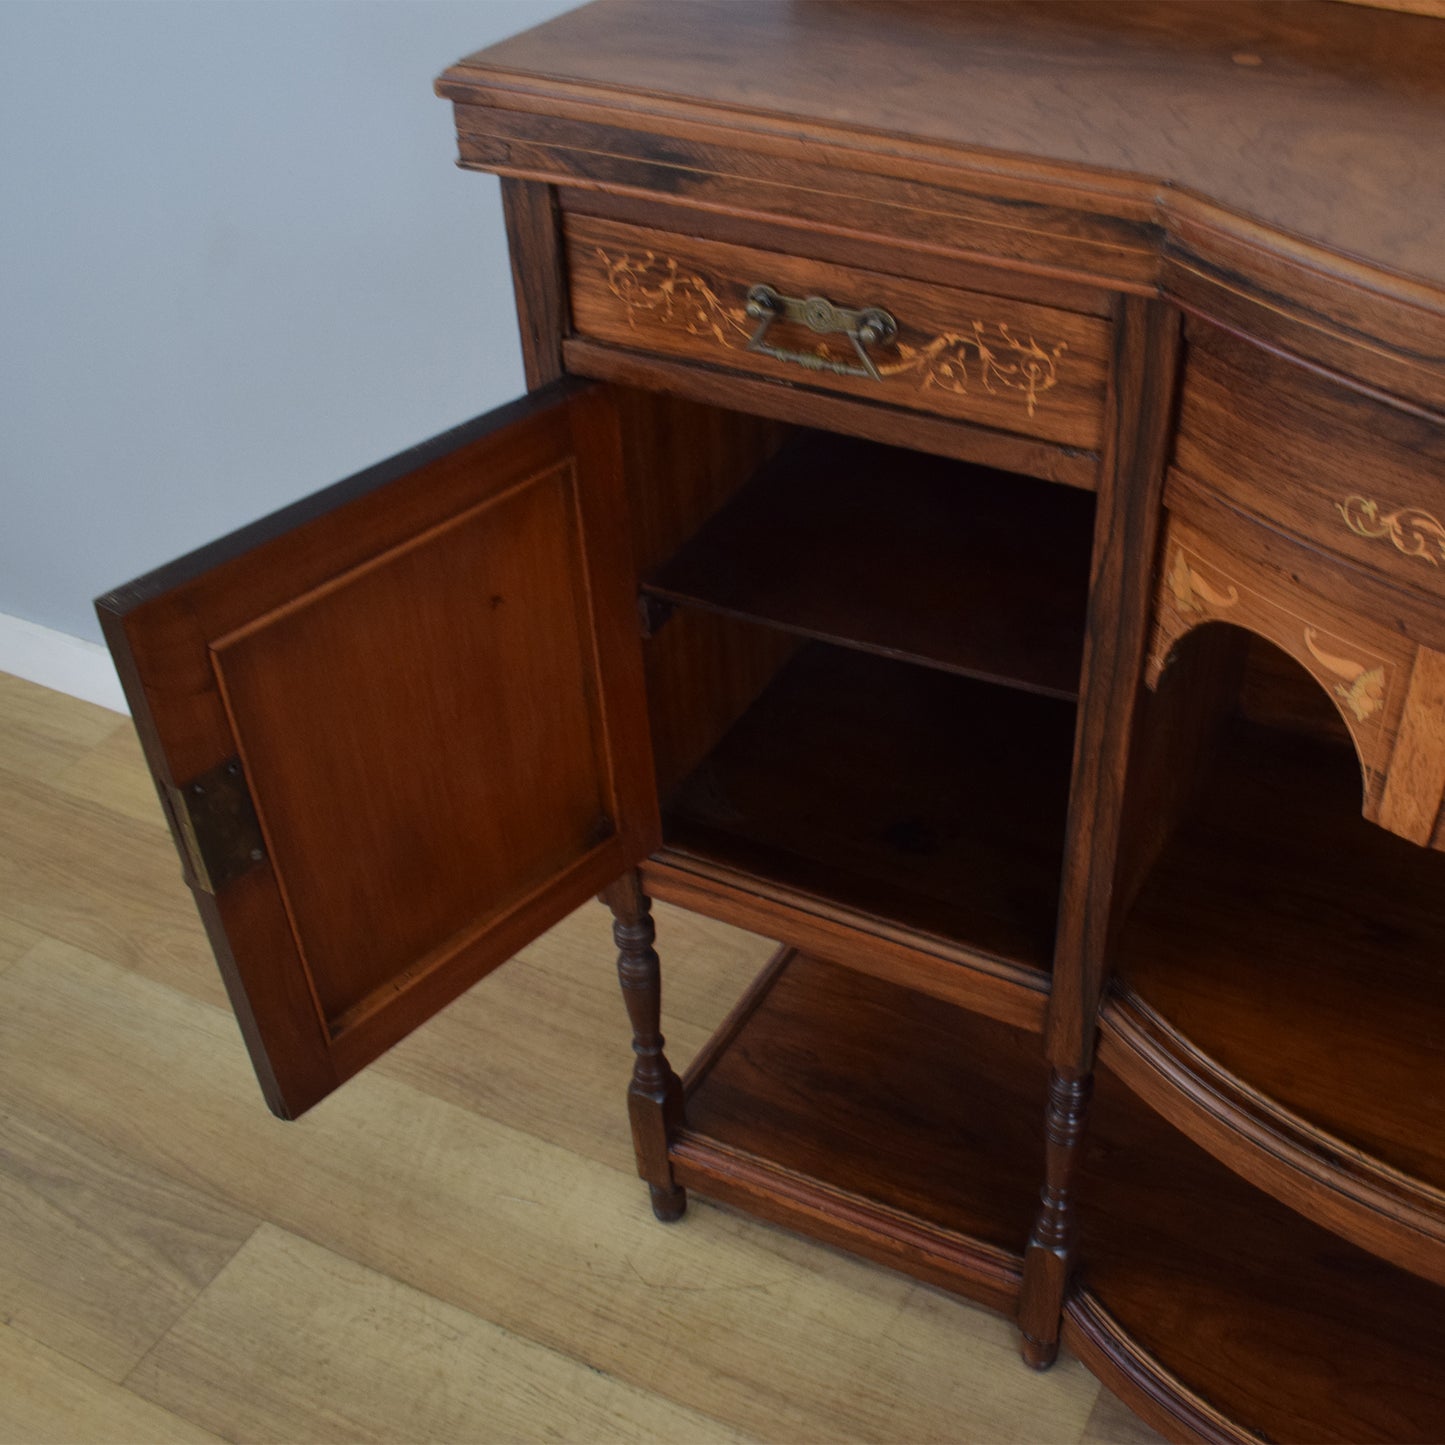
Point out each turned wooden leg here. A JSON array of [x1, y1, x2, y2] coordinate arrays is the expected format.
[[1018, 1067, 1093, 1369], [602, 873, 687, 1222]]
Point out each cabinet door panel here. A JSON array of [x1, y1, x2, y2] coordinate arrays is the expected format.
[[98, 380, 658, 1118]]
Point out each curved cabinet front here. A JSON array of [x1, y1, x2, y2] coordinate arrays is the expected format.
[[1107, 342, 1445, 1311], [1062, 1064, 1445, 1445]]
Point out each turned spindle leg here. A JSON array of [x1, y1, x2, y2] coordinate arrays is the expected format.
[[602, 873, 687, 1222], [1018, 1067, 1093, 1368]]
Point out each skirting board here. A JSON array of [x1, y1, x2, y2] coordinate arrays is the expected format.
[[0, 612, 129, 715]]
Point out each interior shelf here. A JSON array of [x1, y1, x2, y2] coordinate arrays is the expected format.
[[673, 949, 1046, 1312], [644, 431, 1095, 701], [1110, 715, 1445, 1281], [661, 642, 1076, 979], [1071, 1064, 1445, 1445]]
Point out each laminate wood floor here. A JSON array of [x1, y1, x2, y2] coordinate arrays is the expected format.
[[0, 670, 1160, 1444]]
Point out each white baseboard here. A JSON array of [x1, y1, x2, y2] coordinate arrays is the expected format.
[[0, 613, 129, 715]]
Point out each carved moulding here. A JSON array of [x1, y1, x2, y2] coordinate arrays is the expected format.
[[1147, 518, 1420, 833], [594, 247, 1068, 417]]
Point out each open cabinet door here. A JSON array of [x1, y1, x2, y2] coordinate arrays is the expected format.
[[98, 379, 659, 1119]]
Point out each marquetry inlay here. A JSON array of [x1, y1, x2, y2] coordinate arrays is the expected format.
[[1150, 535, 1397, 777], [1337, 496, 1445, 569], [595, 247, 1069, 417]]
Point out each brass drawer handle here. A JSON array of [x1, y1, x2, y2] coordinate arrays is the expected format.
[[744, 284, 897, 382]]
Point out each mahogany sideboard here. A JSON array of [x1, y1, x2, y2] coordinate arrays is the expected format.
[[98, 5, 1445, 1440]]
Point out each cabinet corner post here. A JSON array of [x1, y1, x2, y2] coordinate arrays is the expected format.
[[1023, 297, 1179, 1364], [603, 871, 687, 1222], [501, 177, 569, 390], [1048, 294, 1183, 1070]]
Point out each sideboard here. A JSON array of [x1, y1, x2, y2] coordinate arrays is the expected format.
[[97, 4, 1445, 1440]]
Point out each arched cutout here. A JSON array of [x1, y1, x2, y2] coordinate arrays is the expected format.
[[1151, 617, 1372, 817], [1143, 521, 1421, 834]]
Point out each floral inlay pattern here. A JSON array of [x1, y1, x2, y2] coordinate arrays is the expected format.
[[1337, 495, 1445, 568], [1168, 548, 1240, 614], [888, 327, 1066, 418], [595, 248, 1068, 417], [1303, 628, 1387, 723], [1151, 542, 1392, 736], [597, 249, 753, 349]]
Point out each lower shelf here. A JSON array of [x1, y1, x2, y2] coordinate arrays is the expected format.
[[1073, 1065, 1445, 1445], [673, 949, 1046, 1313], [669, 948, 1445, 1444]]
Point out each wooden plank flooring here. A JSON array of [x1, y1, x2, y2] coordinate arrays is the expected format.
[[0, 670, 1160, 1443]]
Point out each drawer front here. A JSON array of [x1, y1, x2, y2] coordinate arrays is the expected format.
[[565, 214, 1110, 449], [1170, 325, 1445, 602]]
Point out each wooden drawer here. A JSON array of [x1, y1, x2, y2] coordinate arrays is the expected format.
[[564, 214, 1110, 450], [1170, 324, 1445, 602]]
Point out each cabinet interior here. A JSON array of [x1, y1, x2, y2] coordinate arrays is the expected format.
[[609, 389, 1445, 1436], [1118, 627, 1445, 1190], [622, 392, 1093, 982]]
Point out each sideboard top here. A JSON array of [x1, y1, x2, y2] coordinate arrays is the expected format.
[[440, 0, 1445, 295]]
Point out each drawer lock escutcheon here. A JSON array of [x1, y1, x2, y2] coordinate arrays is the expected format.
[[744, 284, 897, 382]]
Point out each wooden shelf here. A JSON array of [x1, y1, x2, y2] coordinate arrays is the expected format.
[[644, 432, 1094, 701], [661, 643, 1076, 980], [1069, 1065, 1445, 1445], [675, 950, 1445, 1444], [1112, 717, 1445, 1283], [673, 949, 1046, 1313]]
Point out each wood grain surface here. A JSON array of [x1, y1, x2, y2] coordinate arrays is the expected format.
[[1112, 704, 1445, 1283], [445, 0, 1445, 289], [660, 642, 1078, 979], [681, 952, 1047, 1259], [1048, 297, 1181, 1071], [567, 213, 1111, 447], [97, 382, 659, 1120], [644, 430, 1095, 700], [0, 671, 1152, 1444], [1072, 1064, 1445, 1445], [441, 2, 1445, 410], [1172, 325, 1445, 605]]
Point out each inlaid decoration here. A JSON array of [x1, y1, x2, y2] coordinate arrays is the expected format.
[[597, 249, 753, 351], [1146, 523, 1445, 849], [1167, 547, 1240, 615], [1337, 495, 1445, 568], [1303, 628, 1387, 724], [1148, 538, 1396, 776], [595, 248, 1068, 416]]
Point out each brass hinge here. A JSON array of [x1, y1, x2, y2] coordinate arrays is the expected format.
[[167, 757, 267, 895]]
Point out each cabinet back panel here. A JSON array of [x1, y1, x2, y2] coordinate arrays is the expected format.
[[616, 389, 796, 800], [645, 609, 799, 804], [613, 388, 787, 578]]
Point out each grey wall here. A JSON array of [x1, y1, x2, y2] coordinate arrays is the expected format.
[[1, 0, 580, 645]]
